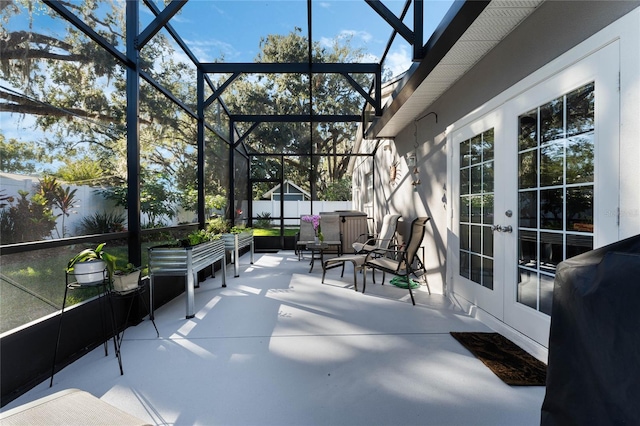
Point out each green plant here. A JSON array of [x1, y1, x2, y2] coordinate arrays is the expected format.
[[255, 212, 272, 228], [78, 211, 126, 234], [206, 216, 230, 234], [66, 243, 107, 273], [0, 190, 57, 244], [230, 225, 251, 234], [186, 229, 217, 246]]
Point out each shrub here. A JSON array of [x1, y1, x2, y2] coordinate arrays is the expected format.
[[0, 191, 56, 244], [255, 212, 272, 228], [205, 216, 230, 234], [78, 211, 127, 234]]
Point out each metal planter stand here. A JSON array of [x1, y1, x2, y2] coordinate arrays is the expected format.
[[148, 239, 226, 319], [222, 232, 254, 277], [50, 267, 122, 387]]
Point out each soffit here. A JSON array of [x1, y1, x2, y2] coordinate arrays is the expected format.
[[371, 0, 544, 138]]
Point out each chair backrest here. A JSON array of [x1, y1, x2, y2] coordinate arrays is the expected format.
[[377, 214, 401, 250], [320, 214, 341, 241], [299, 217, 316, 240], [403, 217, 430, 266]]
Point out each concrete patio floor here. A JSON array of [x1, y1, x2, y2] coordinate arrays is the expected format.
[[3, 251, 546, 425]]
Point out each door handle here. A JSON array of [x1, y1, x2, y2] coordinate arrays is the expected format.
[[491, 224, 513, 233]]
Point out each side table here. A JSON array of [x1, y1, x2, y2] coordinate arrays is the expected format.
[[306, 242, 329, 273]]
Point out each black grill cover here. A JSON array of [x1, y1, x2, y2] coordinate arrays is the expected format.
[[541, 234, 640, 426]]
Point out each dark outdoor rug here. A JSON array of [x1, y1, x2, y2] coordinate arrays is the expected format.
[[450, 332, 547, 386]]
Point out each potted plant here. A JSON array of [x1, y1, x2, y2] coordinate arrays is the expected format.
[[105, 258, 141, 293], [66, 243, 108, 284]]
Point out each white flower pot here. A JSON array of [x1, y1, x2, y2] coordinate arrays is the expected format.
[[73, 260, 107, 284]]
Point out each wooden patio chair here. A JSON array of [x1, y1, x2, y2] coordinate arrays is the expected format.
[[362, 217, 431, 305]]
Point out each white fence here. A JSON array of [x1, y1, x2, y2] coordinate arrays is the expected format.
[[1, 173, 355, 236], [251, 200, 353, 226]]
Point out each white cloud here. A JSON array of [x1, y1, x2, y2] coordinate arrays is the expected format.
[[337, 29, 373, 43], [384, 45, 411, 79], [183, 39, 240, 62]]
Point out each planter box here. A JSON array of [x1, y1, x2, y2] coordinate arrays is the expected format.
[[222, 232, 254, 277], [148, 239, 226, 319]]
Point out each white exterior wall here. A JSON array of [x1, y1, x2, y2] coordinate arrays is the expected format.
[[352, 2, 640, 300]]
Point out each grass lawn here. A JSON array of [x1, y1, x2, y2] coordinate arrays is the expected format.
[[252, 228, 299, 237]]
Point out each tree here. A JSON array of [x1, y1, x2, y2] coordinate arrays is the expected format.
[[221, 28, 368, 199], [98, 169, 178, 227], [0, 134, 49, 173]]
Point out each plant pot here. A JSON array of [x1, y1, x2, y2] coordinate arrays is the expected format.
[[73, 260, 107, 284], [113, 270, 141, 292]]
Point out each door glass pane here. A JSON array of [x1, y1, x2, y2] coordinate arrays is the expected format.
[[540, 189, 563, 230], [459, 128, 494, 290], [482, 195, 494, 225], [540, 142, 564, 187], [567, 185, 593, 232], [518, 150, 537, 189], [517, 268, 537, 309], [519, 109, 537, 150], [516, 82, 595, 316], [566, 133, 594, 184], [567, 82, 595, 136], [518, 230, 537, 268], [518, 191, 537, 229], [540, 97, 564, 142]]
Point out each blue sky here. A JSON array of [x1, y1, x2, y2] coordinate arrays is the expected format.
[[151, 0, 455, 78], [0, 0, 454, 167]]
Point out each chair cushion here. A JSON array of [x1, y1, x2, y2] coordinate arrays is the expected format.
[[366, 256, 400, 272], [0, 388, 150, 425]]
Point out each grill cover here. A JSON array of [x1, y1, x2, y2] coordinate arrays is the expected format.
[[540, 234, 640, 425]]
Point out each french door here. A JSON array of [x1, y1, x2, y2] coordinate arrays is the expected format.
[[452, 42, 619, 346]]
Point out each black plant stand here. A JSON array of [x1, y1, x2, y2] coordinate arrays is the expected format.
[[50, 268, 123, 387], [111, 278, 159, 347]]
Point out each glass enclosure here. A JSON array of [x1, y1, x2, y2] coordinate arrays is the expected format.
[[0, 0, 456, 333]]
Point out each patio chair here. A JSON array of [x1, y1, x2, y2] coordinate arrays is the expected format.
[[322, 214, 401, 288], [352, 213, 401, 254], [362, 217, 431, 305], [319, 213, 343, 256], [296, 217, 317, 260]]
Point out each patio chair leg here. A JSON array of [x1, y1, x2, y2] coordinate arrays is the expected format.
[[407, 276, 416, 305], [362, 266, 367, 294]]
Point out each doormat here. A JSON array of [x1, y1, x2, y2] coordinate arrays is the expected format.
[[450, 332, 547, 386], [389, 276, 420, 289]]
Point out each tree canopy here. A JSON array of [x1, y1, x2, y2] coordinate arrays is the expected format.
[[1, 1, 367, 236]]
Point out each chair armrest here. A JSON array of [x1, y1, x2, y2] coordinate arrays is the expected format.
[[365, 247, 403, 261]]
